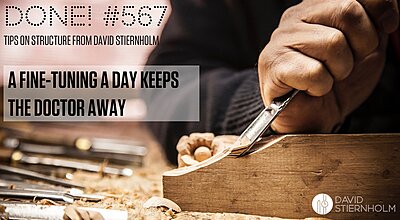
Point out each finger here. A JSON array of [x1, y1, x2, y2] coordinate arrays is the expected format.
[[260, 48, 334, 104], [301, 0, 379, 59], [357, 0, 399, 33], [334, 34, 388, 116], [279, 23, 354, 81], [271, 92, 341, 133]]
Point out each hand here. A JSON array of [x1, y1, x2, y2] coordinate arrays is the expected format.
[[258, 0, 399, 133]]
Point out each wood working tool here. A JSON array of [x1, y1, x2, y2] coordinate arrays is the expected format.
[[9, 151, 133, 177], [0, 164, 83, 188], [234, 89, 299, 157], [0, 180, 104, 202], [0, 201, 128, 220], [2, 136, 146, 166], [0, 188, 75, 203]]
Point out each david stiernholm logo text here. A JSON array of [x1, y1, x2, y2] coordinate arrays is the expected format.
[[311, 193, 396, 216]]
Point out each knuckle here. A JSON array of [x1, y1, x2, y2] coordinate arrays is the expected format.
[[338, 0, 365, 23], [311, 77, 333, 96], [259, 45, 284, 74], [276, 58, 296, 83], [258, 44, 273, 65], [307, 62, 327, 83], [328, 29, 346, 49], [281, 6, 299, 21], [270, 28, 283, 40], [323, 75, 334, 93], [258, 46, 270, 65], [326, 30, 354, 80], [336, 56, 353, 80], [258, 49, 271, 75], [306, 61, 333, 96]]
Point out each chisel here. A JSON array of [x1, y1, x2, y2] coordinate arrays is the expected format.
[[235, 90, 299, 157]]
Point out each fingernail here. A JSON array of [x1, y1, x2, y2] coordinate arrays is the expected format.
[[380, 9, 399, 33]]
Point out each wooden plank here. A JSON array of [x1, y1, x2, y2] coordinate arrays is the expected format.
[[163, 134, 400, 219]]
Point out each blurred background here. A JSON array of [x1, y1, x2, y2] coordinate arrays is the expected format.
[[0, 0, 172, 193]]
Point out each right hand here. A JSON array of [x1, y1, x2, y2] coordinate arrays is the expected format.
[[258, 0, 399, 133]]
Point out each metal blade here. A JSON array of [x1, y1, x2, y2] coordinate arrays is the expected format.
[[236, 90, 299, 157]]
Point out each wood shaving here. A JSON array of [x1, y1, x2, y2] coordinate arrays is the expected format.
[[78, 208, 91, 220], [180, 155, 199, 167], [212, 135, 238, 144], [211, 135, 238, 155], [64, 205, 82, 220], [210, 139, 226, 155], [188, 133, 214, 150], [176, 136, 191, 155], [64, 205, 105, 220], [37, 198, 60, 206], [193, 146, 211, 162], [165, 208, 176, 218], [177, 134, 238, 167], [98, 160, 109, 178], [143, 196, 181, 212]]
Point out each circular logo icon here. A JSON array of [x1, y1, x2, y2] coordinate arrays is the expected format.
[[312, 193, 333, 215]]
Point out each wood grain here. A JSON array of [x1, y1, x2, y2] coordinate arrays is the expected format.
[[163, 134, 400, 219]]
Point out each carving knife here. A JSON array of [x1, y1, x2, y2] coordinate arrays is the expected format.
[[0, 180, 104, 202], [0, 164, 84, 188], [0, 201, 128, 220], [235, 90, 299, 157], [3, 135, 147, 155], [10, 151, 134, 177], [0, 188, 75, 203], [2, 137, 146, 166]]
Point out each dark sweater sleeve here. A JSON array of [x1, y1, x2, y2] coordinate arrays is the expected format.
[[145, 0, 274, 164]]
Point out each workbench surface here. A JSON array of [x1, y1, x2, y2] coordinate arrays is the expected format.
[[2, 122, 296, 220]]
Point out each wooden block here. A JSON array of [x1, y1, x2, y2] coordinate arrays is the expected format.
[[163, 134, 400, 219]]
